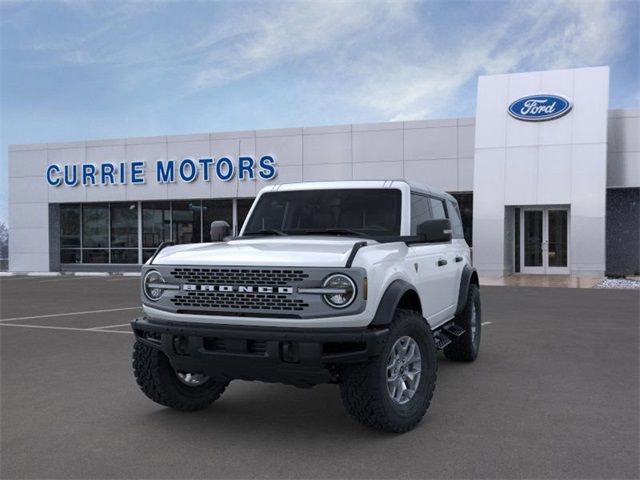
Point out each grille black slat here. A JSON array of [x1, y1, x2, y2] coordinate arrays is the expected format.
[[170, 267, 308, 285]]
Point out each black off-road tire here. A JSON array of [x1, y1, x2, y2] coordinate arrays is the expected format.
[[339, 309, 437, 433], [133, 341, 229, 411], [444, 283, 481, 362]]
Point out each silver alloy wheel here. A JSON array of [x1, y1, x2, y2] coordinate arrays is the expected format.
[[176, 371, 209, 387], [386, 336, 422, 405]]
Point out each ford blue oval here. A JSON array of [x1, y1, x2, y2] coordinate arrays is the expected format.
[[508, 94, 572, 121]]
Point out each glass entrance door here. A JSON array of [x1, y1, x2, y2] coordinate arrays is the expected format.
[[519, 207, 569, 274]]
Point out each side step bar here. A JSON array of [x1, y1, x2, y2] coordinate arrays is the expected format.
[[442, 323, 465, 337], [433, 322, 466, 350]]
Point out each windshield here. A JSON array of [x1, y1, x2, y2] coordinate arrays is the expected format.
[[242, 189, 402, 238]]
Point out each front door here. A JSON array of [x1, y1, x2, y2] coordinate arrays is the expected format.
[[520, 207, 569, 274]]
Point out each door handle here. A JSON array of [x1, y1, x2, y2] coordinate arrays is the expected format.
[[437, 259, 447, 267], [455, 256, 463, 263]]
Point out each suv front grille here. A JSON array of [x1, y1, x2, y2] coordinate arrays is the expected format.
[[170, 267, 309, 286], [170, 291, 309, 312]]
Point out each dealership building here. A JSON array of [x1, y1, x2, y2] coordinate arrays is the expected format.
[[7, 66, 640, 277]]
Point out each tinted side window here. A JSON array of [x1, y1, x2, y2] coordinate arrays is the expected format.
[[410, 194, 432, 234], [428, 197, 447, 219], [446, 200, 464, 238]]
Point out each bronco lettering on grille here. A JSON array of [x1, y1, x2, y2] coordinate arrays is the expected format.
[[182, 284, 294, 294]]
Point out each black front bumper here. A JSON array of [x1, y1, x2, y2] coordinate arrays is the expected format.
[[131, 317, 389, 387]]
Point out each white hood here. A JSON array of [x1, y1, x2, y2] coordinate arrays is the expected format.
[[151, 236, 370, 267]]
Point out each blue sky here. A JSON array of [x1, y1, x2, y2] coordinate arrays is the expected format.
[[1, 0, 638, 225]]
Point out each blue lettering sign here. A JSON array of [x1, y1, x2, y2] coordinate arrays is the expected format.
[[179, 158, 197, 183], [156, 160, 175, 183], [198, 158, 213, 181], [64, 164, 78, 187], [46, 155, 278, 187], [101, 163, 116, 185], [46, 164, 61, 186], [130, 161, 145, 184], [258, 156, 277, 180], [215, 157, 234, 182], [238, 156, 255, 180]]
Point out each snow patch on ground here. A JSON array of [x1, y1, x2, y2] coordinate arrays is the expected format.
[[593, 278, 640, 289]]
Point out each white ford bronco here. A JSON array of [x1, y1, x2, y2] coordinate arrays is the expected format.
[[131, 180, 481, 432]]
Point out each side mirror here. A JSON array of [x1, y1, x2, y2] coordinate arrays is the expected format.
[[415, 219, 452, 243], [209, 220, 231, 242]]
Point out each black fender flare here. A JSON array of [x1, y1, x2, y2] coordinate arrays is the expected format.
[[456, 264, 479, 315], [370, 279, 420, 326]]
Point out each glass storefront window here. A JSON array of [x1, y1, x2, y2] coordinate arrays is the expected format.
[[172, 201, 202, 244], [60, 204, 81, 247], [83, 204, 109, 248], [237, 198, 254, 234], [202, 199, 233, 241], [111, 203, 138, 248], [142, 201, 171, 248], [59, 198, 258, 264], [111, 249, 139, 264]]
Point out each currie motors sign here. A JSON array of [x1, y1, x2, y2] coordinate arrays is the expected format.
[[508, 94, 572, 122], [45, 155, 277, 187]]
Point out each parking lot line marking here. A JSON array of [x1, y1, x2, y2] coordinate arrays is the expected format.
[[0, 307, 141, 323], [39, 277, 113, 283], [89, 323, 132, 330], [481, 321, 493, 326], [0, 323, 133, 334]]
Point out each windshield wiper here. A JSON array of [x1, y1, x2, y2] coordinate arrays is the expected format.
[[301, 228, 370, 238], [243, 229, 287, 236]]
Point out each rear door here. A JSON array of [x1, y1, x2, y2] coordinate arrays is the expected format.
[[408, 194, 457, 326]]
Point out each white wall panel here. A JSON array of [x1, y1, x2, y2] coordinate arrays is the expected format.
[[8, 148, 47, 178], [8, 203, 48, 229], [504, 147, 538, 205], [607, 152, 640, 188], [9, 253, 50, 272], [573, 67, 610, 145], [404, 159, 457, 191], [607, 116, 640, 153], [458, 157, 474, 191], [352, 129, 403, 163], [303, 163, 352, 182], [537, 145, 572, 204], [458, 126, 475, 158], [303, 132, 351, 165], [475, 74, 509, 149], [404, 127, 458, 160], [11, 176, 49, 204], [353, 161, 403, 180], [255, 135, 302, 166]]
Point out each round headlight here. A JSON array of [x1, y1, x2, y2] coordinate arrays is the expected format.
[[143, 270, 165, 301], [322, 274, 356, 308]]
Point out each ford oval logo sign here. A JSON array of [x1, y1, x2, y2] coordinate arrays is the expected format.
[[508, 94, 572, 121]]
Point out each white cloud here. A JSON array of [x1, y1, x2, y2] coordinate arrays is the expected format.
[[348, 0, 627, 120]]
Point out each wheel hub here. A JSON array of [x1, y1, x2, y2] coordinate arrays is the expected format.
[[386, 336, 422, 405], [176, 371, 209, 386]]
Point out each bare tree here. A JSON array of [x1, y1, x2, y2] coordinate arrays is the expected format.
[[0, 222, 8, 260]]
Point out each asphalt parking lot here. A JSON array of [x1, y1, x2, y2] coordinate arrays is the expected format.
[[1, 276, 638, 479]]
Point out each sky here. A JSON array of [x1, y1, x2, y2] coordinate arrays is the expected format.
[[1, 0, 639, 226]]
